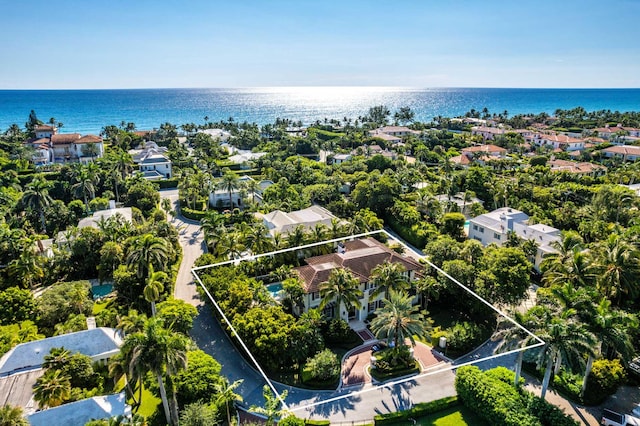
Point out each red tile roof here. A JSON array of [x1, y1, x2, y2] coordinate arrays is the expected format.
[[76, 135, 102, 144], [462, 144, 507, 154], [293, 237, 423, 293], [51, 133, 81, 144]]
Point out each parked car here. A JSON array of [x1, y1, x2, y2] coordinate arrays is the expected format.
[[601, 408, 640, 426]]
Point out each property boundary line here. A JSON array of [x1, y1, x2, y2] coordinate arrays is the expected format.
[[191, 229, 545, 415]]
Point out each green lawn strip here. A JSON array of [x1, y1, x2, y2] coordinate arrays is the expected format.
[[415, 405, 487, 426], [92, 298, 111, 315], [130, 384, 162, 420]]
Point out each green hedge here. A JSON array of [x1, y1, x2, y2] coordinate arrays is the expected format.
[[304, 420, 331, 425], [155, 178, 179, 189], [374, 396, 458, 424], [455, 366, 579, 426], [180, 207, 207, 220]]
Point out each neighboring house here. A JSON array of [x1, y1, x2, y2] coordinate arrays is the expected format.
[[129, 142, 172, 180], [25, 126, 104, 165], [536, 133, 585, 152], [471, 126, 506, 140], [258, 205, 338, 236], [209, 176, 269, 208], [332, 153, 353, 164], [77, 205, 133, 229], [368, 131, 402, 145], [199, 128, 232, 141], [594, 124, 640, 139], [468, 207, 561, 270], [27, 393, 130, 426], [434, 193, 484, 217], [370, 126, 419, 137], [227, 150, 267, 167], [461, 144, 508, 159], [602, 145, 640, 162], [0, 328, 123, 414], [548, 159, 606, 176], [293, 237, 423, 321]]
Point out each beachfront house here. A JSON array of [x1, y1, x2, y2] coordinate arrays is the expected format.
[[26, 125, 104, 165], [468, 207, 561, 271]]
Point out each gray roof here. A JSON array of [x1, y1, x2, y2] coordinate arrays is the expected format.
[[77, 208, 133, 229], [0, 328, 122, 377], [27, 393, 129, 426]]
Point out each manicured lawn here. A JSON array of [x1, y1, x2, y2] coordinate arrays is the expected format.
[[131, 384, 162, 420], [415, 405, 486, 426], [92, 298, 113, 315]]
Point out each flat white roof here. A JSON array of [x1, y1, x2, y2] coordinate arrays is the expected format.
[[0, 328, 122, 376], [27, 393, 128, 426]]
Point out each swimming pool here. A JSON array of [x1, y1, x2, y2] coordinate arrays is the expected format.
[[266, 282, 284, 299], [92, 284, 113, 300]]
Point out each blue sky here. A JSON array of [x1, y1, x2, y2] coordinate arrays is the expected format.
[[1, 0, 639, 89]]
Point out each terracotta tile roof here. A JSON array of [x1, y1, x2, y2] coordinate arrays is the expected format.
[[541, 134, 584, 144], [293, 237, 423, 293], [462, 144, 507, 153], [76, 135, 102, 144], [449, 154, 471, 165], [548, 159, 605, 174], [51, 133, 81, 144], [603, 145, 640, 155]]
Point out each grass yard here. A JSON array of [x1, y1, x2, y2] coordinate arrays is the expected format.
[[414, 405, 486, 426], [131, 384, 162, 420]]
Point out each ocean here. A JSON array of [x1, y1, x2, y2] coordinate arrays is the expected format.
[[0, 87, 639, 135]]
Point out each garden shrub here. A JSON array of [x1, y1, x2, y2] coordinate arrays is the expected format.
[[486, 366, 525, 387], [553, 370, 582, 401], [446, 321, 485, 355], [524, 393, 580, 426], [374, 396, 459, 424], [180, 206, 207, 220], [455, 365, 541, 426], [583, 358, 627, 405], [304, 349, 340, 383], [322, 318, 352, 344]]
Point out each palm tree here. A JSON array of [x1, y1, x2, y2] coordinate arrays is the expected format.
[[319, 268, 363, 321], [8, 248, 44, 288], [250, 385, 289, 426], [0, 404, 29, 426], [215, 378, 244, 426], [126, 234, 170, 279], [542, 248, 596, 289], [71, 164, 97, 214], [369, 261, 409, 299], [33, 369, 72, 409], [21, 175, 53, 233], [528, 306, 597, 399], [217, 169, 240, 208], [370, 290, 430, 348], [581, 299, 637, 395], [594, 233, 640, 304], [121, 317, 188, 425], [245, 223, 274, 255], [144, 265, 167, 316], [108, 352, 140, 407], [493, 311, 537, 387]]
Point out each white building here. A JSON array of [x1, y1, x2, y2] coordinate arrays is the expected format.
[[602, 145, 640, 162], [258, 205, 338, 236], [468, 207, 561, 270], [129, 142, 172, 180]]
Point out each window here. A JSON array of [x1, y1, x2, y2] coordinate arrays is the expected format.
[[494, 232, 501, 240], [479, 227, 484, 233], [311, 292, 320, 301], [472, 224, 478, 231]]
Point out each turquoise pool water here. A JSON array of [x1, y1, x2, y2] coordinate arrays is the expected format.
[[266, 282, 283, 299], [92, 284, 113, 300]]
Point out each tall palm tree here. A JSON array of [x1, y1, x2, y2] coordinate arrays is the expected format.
[[33, 369, 72, 409], [214, 378, 244, 426], [369, 261, 409, 299], [542, 248, 596, 289], [144, 265, 167, 316], [370, 290, 430, 348], [71, 164, 97, 214], [21, 175, 53, 233], [594, 233, 640, 304], [126, 234, 170, 280], [8, 248, 44, 289], [121, 317, 188, 425], [319, 268, 363, 321], [245, 223, 274, 255], [217, 169, 240, 208], [528, 306, 597, 399], [581, 299, 637, 395], [0, 404, 29, 426], [493, 311, 537, 387]]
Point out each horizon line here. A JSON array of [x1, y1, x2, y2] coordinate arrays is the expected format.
[[1, 85, 640, 91]]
